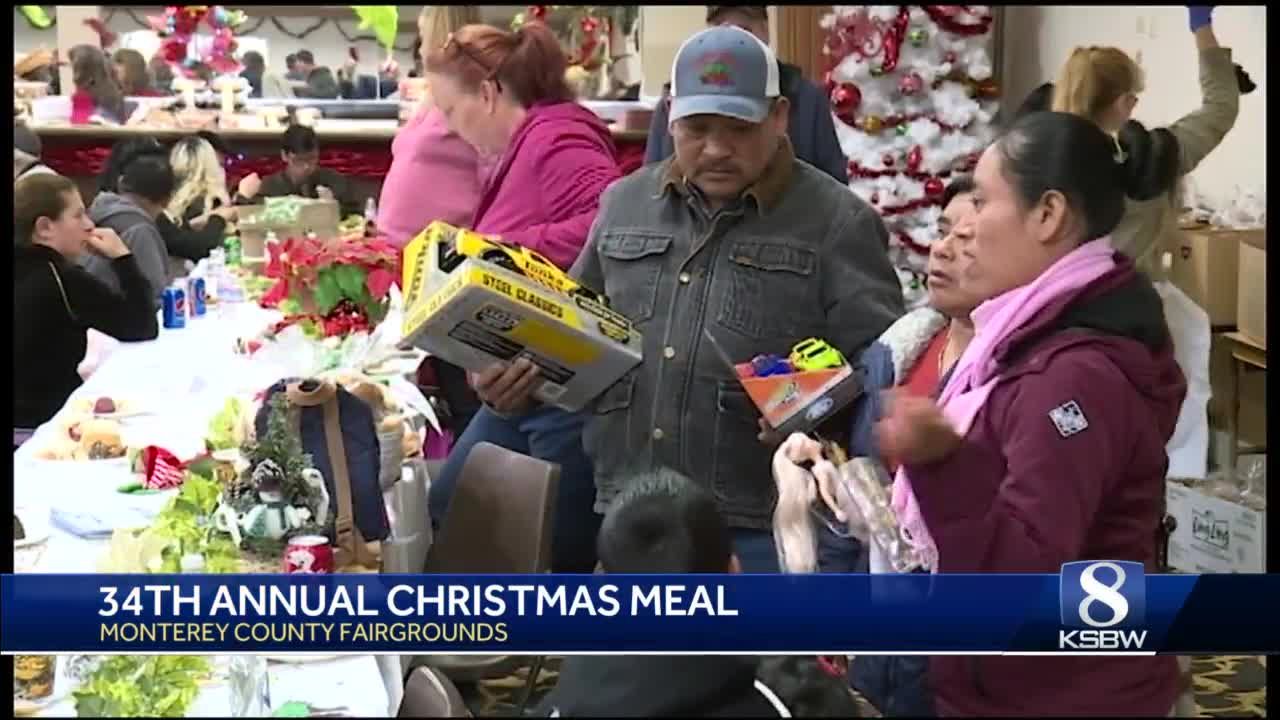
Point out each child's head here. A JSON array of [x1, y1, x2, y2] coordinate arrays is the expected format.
[[597, 468, 738, 574], [757, 656, 862, 717]]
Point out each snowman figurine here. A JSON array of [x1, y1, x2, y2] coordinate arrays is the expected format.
[[240, 460, 311, 541]]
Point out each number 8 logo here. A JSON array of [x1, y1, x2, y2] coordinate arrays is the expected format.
[[1077, 561, 1130, 628]]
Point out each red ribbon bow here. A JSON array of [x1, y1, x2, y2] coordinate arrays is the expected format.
[[142, 446, 189, 490]]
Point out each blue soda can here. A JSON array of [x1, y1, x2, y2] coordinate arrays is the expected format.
[[188, 276, 207, 317], [162, 285, 186, 329]]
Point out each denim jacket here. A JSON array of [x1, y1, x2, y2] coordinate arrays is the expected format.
[[570, 140, 904, 529]]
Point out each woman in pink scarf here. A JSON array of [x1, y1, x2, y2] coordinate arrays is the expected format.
[[874, 111, 1186, 716]]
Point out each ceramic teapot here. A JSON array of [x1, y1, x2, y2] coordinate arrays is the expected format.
[[213, 492, 312, 544]]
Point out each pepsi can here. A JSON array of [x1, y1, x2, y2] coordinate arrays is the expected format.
[[162, 285, 186, 329], [188, 276, 207, 317]]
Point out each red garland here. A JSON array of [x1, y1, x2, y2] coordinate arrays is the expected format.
[[879, 7, 911, 73], [897, 231, 933, 255], [880, 197, 942, 217], [921, 6, 993, 36], [42, 138, 649, 181], [849, 162, 954, 182]]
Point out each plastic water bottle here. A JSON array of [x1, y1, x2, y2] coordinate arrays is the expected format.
[[364, 197, 378, 237], [228, 655, 270, 717]]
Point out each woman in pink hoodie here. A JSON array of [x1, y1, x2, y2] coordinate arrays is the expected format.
[[423, 21, 621, 573]]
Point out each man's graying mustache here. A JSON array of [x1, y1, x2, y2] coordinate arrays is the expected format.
[[696, 163, 741, 174]]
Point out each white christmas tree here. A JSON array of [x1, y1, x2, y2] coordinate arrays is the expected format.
[[821, 6, 1000, 308]]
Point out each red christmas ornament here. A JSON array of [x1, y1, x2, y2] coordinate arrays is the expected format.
[[580, 16, 600, 34], [882, 153, 895, 168], [831, 83, 862, 114], [898, 72, 924, 95], [944, 51, 958, 64], [871, 192, 880, 205], [907, 145, 923, 172], [925, 177, 945, 196], [528, 5, 549, 22]]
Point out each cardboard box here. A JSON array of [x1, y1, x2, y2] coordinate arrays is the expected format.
[[237, 198, 340, 272], [732, 362, 863, 437], [1165, 226, 1240, 327], [1236, 232, 1266, 347], [1165, 480, 1266, 574], [1208, 333, 1267, 448], [400, 222, 643, 412]]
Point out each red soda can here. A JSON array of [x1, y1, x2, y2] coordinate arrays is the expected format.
[[283, 535, 334, 574]]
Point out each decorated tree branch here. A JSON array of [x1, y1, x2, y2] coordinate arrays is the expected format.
[[148, 5, 246, 78], [823, 5, 999, 308]]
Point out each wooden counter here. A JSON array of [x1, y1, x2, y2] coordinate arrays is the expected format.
[[30, 120, 650, 205], [28, 121, 650, 145]]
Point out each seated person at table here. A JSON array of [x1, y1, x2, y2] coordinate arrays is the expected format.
[[68, 44, 137, 125], [536, 468, 802, 717], [292, 50, 341, 99], [165, 136, 239, 265], [238, 124, 361, 217], [86, 146, 176, 306], [14, 174, 158, 429], [14, 122, 57, 182]]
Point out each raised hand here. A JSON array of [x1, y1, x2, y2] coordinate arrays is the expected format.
[[1187, 6, 1215, 32]]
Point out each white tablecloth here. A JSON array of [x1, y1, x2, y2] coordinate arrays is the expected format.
[[13, 302, 403, 717]]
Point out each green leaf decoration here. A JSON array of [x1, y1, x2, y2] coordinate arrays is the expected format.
[[350, 6, 399, 52], [73, 656, 211, 717], [313, 270, 344, 315], [333, 263, 368, 300], [19, 6, 53, 30]]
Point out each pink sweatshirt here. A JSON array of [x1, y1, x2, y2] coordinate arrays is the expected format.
[[378, 107, 486, 248], [472, 101, 620, 270]]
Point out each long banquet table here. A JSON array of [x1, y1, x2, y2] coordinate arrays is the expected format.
[[12, 301, 404, 717]]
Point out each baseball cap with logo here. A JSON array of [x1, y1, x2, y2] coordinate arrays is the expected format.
[[669, 25, 780, 125]]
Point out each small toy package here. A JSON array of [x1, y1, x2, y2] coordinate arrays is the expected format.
[[707, 331, 864, 437], [400, 221, 643, 412]]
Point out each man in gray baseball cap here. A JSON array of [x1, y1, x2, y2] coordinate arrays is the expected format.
[[487, 25, 905, 572], [645, 7, 848, 183], [663, 24, 792, 206]]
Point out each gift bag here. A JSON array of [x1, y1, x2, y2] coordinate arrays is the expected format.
[[1155, 281, 1212, 480], [256, 379, 389, 571]]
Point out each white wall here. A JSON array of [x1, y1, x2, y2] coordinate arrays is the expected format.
[[1003, 5, 1267, 208]]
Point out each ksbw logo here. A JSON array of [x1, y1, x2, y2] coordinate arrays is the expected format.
[[1058, 561, 1148, 651]]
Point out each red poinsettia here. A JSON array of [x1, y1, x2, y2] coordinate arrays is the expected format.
[[259, 235, 400, 337]]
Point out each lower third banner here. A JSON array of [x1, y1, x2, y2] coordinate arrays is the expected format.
[[2, 569, 1278, 655]]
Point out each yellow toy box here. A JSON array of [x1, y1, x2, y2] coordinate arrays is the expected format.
[[400, 222, 643, 412]]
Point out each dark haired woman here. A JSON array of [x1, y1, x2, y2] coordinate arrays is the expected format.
[[875, 111, 1186, 716], [422, 21, 621, 573], [14, 174, 158, 431], [86, 146, 177, 304]]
